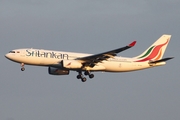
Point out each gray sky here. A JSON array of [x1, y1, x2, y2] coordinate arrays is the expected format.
[[0, 0, 180, 120]]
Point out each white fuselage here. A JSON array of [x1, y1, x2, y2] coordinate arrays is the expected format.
[[5, 48, 165, 72]]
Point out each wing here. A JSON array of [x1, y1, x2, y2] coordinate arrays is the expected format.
[[76, 41, 136, 67]]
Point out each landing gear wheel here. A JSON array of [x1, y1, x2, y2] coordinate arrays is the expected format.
[[76, 71, 88, 82], [21, 67, 25, 71], [81, 77, 87, 82], [77, 75, 82, 79], [89, 74, 94, 79]]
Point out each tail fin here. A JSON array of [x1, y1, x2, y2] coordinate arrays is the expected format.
[[134, 34, 171, 62]]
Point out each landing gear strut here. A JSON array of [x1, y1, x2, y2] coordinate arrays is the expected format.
[[20, 63, 25, 71]]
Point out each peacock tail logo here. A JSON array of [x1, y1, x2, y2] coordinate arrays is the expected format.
[[136, 39, 169, 62]]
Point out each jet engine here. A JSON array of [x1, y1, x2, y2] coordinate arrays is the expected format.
[[48, 67, 69, 75], [62, 60, 82, 69]]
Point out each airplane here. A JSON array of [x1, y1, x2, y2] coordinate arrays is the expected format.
[[5, 34, 173, 82]]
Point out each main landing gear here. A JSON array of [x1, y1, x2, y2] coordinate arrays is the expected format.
[[20, 63, 25, 71], [77, 71, 94, 82]]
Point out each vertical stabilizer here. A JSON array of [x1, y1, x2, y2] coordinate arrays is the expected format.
[[134, 34, 171, 62]]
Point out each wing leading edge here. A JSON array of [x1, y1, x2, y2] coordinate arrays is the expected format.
[[76, 41, 136, 67]]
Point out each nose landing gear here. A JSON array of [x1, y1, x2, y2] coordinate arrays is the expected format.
[[20, 63, 25, 71]]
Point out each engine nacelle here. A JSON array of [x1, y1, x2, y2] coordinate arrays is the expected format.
[[62, 60, 82, 69], [48, 67, 69, 75]]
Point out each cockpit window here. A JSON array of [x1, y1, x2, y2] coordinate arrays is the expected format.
[[9, 51, 15, 53]]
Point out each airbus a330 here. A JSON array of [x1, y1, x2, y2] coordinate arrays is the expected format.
[[5, 34, 173, 82]]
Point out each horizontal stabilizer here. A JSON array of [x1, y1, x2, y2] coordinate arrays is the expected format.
[[149, 57, 174, 64]]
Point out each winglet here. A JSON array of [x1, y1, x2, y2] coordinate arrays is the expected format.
[[128, 41, 136, 47]]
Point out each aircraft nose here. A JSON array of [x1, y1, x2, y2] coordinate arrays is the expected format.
[[5, 53, 10, 59]]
